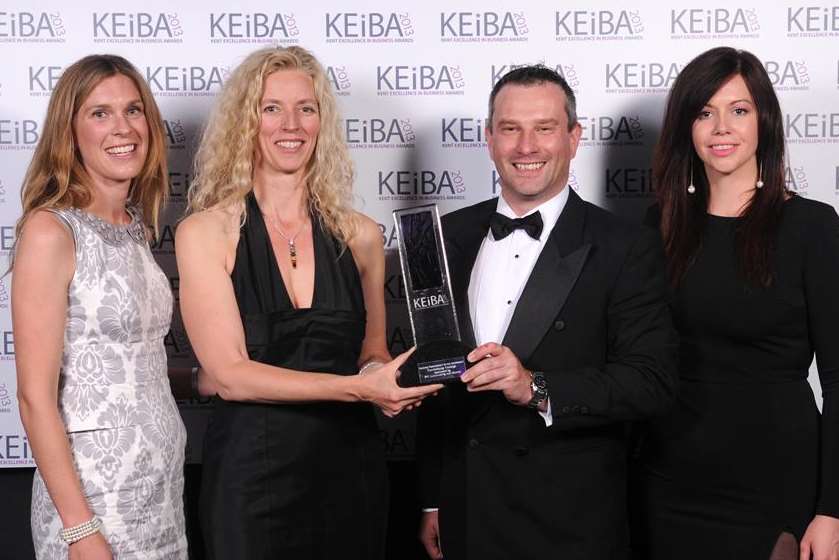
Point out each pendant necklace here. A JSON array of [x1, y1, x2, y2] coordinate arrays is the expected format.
[[264, 214, 305, 269]]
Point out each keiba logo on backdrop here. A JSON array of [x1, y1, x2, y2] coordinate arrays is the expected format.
[[167, 275, 179, 303], [378, 222, 399, 250], [670, 8, 760, 39], [344, 118, 416, 149], [555, 10, 644, 41], [0, 11, 66, 43], [578, 115, 645, 147], [0, 381, 13, 414], [492, 169, 580, 195], [784, 165, 809, 196], [325, 12, 414, 44], [0, 330, 12, 361], [28, 65, 63, 97], [165, 169, 192, 204], [0, 118, 40, 151], [441, 117, 486, 149], [604, 61, 683, 95], [377, 169, 467, 201], [381, 427, 413, 459], [145, 65, 229, 97], [92, 12, 183, 44], [787, 6, 839, 38], [605, 167, 655, 199], [491, 63, 581, 93], [440, 12, 529, 42], [784, 112, 839, 144], [0, 179, 6, 206], [0, 226, 12, 256], [326, 66, 352, 96], [209, 12, 299, 44], [0, 277, 9, 310], [376, 65, 465, 96], [764, 60, 811, 91], [388, 325, 412, 354], [0, 434, 33, 467], [164, 324, 194, 360], [150, 224, 177, 255], [384, 272, 407, 302], [164, 119, 187, 150]]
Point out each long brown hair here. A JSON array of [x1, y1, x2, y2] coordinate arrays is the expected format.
[[654, 47, 786, 287], [15, 54, 168, 250]]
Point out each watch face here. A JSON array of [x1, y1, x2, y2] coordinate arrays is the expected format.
[[528, 372, 548, 408]]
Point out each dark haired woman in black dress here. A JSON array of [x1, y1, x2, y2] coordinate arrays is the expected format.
[[635, 46, 839, 560]]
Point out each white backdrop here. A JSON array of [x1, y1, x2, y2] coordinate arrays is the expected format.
[[0, 0, 836, 466]]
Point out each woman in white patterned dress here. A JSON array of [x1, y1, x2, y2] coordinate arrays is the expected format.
[[12, 55, 187, 559]]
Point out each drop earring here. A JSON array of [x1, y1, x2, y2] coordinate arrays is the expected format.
[[687, 161, 696, 194], [756, 162, 764, 189]]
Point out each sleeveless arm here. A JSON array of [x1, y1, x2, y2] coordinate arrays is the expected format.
[[176, 212, 438, 412], [14, 211, 95, 528]]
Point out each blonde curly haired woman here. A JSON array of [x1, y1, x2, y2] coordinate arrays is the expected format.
[[176, 46, 440, 559]]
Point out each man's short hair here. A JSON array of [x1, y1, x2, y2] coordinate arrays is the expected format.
[[487, 65, 578, 131]]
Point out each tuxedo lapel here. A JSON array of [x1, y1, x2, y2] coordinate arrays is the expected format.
[[502, 189, 591, 363], [446, 193, 592, 425]]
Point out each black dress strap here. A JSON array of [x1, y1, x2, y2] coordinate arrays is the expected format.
[[231, 192, 364, 315]]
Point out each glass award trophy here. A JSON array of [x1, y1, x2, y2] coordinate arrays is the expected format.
[[393, 204, 471, 386]]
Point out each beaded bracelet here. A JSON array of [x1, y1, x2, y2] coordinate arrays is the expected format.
[[59, 516, 102, 544], [358, 361, 384, 375]]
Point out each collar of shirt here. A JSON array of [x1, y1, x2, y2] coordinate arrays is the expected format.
[[468, 186, 572, 348]]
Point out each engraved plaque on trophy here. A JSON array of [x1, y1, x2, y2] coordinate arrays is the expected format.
[[393, 204, 471, 386]]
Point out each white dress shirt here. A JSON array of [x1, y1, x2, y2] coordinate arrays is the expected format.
[[468, 187, 570, 426]]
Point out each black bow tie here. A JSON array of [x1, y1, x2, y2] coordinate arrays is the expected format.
[[489, 211, 543, 241]]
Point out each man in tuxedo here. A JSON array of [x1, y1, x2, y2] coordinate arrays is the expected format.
[[416, 65, 677, 560]]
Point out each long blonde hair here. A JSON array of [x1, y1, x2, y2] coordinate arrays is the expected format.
[[186, 46, 357, 244], [15, 54, 168, 245]]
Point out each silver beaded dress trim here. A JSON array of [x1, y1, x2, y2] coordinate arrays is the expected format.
[[65, 206, 147, 246]]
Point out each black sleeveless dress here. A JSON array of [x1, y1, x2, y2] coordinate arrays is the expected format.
[[200, 194, 388, 559]]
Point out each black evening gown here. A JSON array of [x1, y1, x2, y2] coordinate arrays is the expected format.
[[635, 195, 839, 559], [200, 193, 387, 559]]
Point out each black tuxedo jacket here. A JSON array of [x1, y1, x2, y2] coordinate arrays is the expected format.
[[417, 190, 678, 560]]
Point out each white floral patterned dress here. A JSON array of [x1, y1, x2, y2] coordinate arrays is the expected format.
[[30, 207, 187, 559]]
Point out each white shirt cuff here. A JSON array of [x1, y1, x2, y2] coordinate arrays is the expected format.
[[538, 398, 553, 427], [422, 508, 439, 513]]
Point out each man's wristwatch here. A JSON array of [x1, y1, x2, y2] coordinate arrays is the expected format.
[[527, 371, 548, 408]]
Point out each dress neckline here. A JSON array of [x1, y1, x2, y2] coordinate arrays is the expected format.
[[248, 192, 319, 311], [67, 205, 146, 246], [706, 193, 799, 222]]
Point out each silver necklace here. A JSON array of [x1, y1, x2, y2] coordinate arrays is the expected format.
[[263, 213, 306, 269]]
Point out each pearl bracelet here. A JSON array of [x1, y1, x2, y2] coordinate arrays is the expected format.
[[59, 516, 102, 544]]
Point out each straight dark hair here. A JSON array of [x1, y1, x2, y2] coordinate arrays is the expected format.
[[654, 47, 786, 287]]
